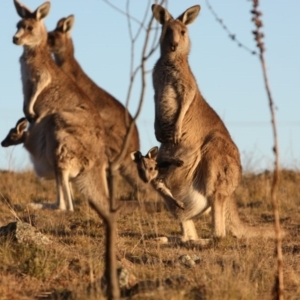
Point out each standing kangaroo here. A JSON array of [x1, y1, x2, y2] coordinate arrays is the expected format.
[[47, 15, 144, 196], [12, 0, 109, 212], [151, 4, 275, 242]]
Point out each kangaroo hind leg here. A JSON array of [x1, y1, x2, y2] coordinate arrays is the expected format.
[[210, 193, 227, 238], [55, 168, 73, 211]]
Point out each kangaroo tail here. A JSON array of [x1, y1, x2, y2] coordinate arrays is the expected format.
[[226, 194, 276, 238]]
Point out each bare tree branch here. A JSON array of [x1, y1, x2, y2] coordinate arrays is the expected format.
[[89, 1, 166, 298], [251, 1, 284, 299], [102, 0, 146, 29], [205, 0, 257, 55]]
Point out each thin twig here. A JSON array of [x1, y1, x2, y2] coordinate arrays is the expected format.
[[251, 1, 284, 299], [0, 192, 21, 221], [205, 0, 257, 55], [102, 0, 146, 29], [90, 2, 166, 299]]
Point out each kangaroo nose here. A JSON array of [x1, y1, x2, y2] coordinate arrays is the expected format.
[[13, 36, 19, 44], [170, 42, 178, 51]]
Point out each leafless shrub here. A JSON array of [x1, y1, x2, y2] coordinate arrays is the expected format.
[[89, 1, 166, 299], [251, 2, 283, 299]]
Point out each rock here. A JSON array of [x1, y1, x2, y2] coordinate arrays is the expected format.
[[178, 254, 201, 268], [118, 267, 138, 289], [0, 221, 52, 246], [190, 254, 201, 263]]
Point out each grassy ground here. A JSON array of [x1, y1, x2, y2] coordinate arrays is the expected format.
[[0, 169, 299, 299]]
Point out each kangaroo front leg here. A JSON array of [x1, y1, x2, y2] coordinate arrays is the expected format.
[[24, 73, 51, 121], [173, 90, 195, 144], [153, 178, 184, 209]]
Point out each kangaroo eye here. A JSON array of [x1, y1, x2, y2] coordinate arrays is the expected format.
[[181, 30, 186, 36], [149, 167, 153, 171], [27, 25, 33, 31]]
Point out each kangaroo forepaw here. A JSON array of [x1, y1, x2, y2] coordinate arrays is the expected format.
[[173, 128, 182, 144]]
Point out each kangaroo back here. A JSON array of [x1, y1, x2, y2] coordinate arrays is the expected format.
[[47, 15, 140, 156]]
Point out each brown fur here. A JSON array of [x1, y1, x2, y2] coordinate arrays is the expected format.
[[47, 15, 144, 195], [131, 147, 184, 209], [12, 0, 109, 212], [152, 4, 275, 241], [1, 118, 27, 147]]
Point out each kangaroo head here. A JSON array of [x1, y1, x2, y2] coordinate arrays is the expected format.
[[48, 15, 75, 57], [1, 118, 28, 147], [131, 147, 159, 183], [13, 0, 50, 48], [152, 4, 200, 56]]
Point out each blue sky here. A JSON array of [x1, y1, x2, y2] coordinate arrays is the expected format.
[[0, 0, 299, 172]]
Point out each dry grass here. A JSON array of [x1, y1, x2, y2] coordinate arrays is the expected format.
[[0, 169, 299, 299]]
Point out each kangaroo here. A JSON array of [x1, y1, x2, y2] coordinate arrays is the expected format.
[[47, 15, 144, 197], [131, 146, 184, 209], [12, 0, 109, 212], [1, 117, 74, 209], [1, 118, 27, 147], [151, 4, 275, 243]]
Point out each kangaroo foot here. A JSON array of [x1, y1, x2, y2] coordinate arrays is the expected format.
[[27, 202, 62, 210], [153, 236, 212, 246]]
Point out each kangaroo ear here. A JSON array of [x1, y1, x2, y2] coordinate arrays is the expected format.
[[147, 147, 158, 160], [177, 5, 200, 25], [62, 15, 75, 33], [152, 5, 173, 25], [16, 117, 27, 134], [131, 151, 142, 163], [34, 1, 51, 21], [14, 0, 32, 18]]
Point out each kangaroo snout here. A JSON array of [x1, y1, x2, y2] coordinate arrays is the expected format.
[[13, 35, 22, 45], [170, 42, 178, 51], [1, 140, 8, 147]]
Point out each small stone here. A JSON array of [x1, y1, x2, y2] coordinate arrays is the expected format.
[[117, 267, 138, 289], [178, 254, 195, 268], [118, 267, 129, 288], [190, 254, 201, 263]]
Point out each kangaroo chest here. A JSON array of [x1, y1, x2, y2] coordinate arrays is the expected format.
[[20, 54, 42, 82], [154, 64, 190, 123]]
